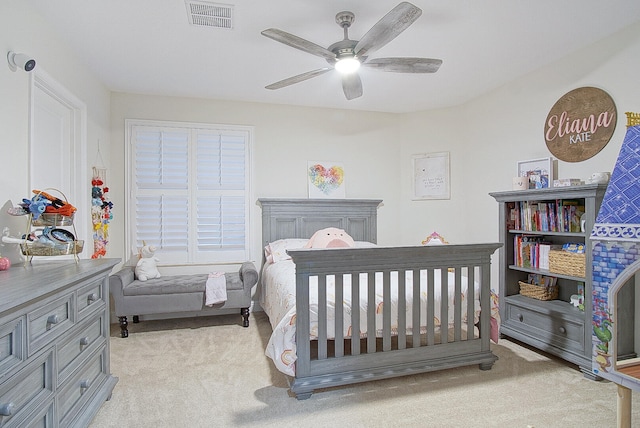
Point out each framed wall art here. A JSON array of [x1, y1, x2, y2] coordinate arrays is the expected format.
[[517, 157, 554, 189], [307, 161, 345, 198], [412, 152, 450, 200]]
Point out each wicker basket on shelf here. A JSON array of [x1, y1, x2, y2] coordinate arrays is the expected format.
[[548, 250, 586, 277], [519, 281, 559, 301]]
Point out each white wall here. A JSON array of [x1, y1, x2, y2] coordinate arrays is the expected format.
[[395, 21, 640, 290], [398, 21, 640, 249], [109, 95, 404, 267], [0, 0, 111, 264], [2, 0, 640, 281]]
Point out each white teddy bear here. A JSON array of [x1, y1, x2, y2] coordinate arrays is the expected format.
[[134, 245, 162, 281]]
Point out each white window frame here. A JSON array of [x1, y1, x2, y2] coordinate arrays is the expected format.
[[125, 119, 253, 265]]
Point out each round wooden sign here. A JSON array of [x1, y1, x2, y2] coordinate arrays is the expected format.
[[544, 87, 616, 162]]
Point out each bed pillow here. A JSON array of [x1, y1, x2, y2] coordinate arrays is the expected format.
[[305, 227, 355, 249], [265, 238, 309, 263]]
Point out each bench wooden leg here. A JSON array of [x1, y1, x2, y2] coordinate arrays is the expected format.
[[241, 308, 250, 327], [118, 316, 129, 338]]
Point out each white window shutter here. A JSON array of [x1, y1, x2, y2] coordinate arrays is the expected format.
[[128, 121, 251, 264]]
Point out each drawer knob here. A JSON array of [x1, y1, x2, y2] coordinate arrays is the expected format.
[[47, 314, 59, 326], [87, 293, 98, 303], [80, 337, 90, 346], [0, 403, 14, 416], [80, 380, 91, 390], [558, 326, 566, 334], [517, 314, 523, 322]]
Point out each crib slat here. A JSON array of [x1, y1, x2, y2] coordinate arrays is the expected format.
[[351, 273, 360, 356], [412, 268, 421, 348], [295, 271, 310, 376], [318, 274, 327, 359], [480, 265, 490, 350], [467, 266, 476, 340], [335, 274, 344, 357], [426, 269, 435, 346], [382, 270, 391, 351], [397, 269, 406, 350], [453, 267, 462, 342], [440, 268, 448, 344], [367, 271, 376, 353]]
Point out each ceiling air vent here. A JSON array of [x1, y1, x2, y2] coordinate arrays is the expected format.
[[185, 1, 233, 29]]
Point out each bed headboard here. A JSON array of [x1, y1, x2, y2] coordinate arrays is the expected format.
[[257, 198, 382, 246]]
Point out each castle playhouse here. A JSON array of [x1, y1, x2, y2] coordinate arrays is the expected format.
[[591, 112, 640, 428]]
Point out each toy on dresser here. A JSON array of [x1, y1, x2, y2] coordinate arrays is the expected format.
[[135, 245, 161, 281]]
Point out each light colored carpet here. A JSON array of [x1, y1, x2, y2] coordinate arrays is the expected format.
[[90, 312, 639, 428]]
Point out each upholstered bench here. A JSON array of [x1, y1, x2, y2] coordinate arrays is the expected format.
[[109, 262, 258, 338]]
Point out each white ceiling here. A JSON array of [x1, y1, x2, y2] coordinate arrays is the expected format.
[[25, 0, 640, 113]]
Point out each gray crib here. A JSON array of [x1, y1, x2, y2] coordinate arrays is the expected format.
[[258, 198, 501, 399]]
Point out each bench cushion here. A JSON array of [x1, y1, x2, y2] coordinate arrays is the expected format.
[[122, 271, 243, 296]]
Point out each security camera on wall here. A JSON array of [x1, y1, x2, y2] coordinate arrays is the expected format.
[[7, 51, 36, 72]]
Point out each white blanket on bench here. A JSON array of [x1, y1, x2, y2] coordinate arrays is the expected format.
[[205, 272, 227, 306]]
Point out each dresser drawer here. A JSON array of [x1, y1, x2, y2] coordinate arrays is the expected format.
[[58, 347, 108, 426], [505, 302, 585, 353], [0, 349, 54, 428], [57, 313, 106, 385], [0, 317, 24, 379], [27, 294, 74, 356], [77, 279, 104, 320], [6, 400, 54, 428]]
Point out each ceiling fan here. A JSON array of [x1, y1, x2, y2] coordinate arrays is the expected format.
[[261, 2, 442, 100]]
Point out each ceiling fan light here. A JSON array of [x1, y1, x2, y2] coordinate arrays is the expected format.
[[335, 57, 360, 74]]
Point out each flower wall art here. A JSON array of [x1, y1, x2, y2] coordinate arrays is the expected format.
[[307, 161, 345, 198]]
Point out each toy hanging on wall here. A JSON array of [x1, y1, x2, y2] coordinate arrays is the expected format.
[[91, 148, 113, 258]]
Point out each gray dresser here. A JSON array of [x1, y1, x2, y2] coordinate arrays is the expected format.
[[0, 258, 119, 427]]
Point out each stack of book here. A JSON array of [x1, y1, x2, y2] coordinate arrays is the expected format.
[[507, 200, 584, 232], [513, 235, 559, 270]]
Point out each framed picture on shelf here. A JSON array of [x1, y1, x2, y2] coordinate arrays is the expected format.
[[517, 157, 554, 189]]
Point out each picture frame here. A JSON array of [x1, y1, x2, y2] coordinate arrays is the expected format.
[[517, 157, 554, 189], [412, 152, 450, 200], [307, 161, 346, 199]]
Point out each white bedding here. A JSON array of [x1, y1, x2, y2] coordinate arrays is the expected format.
[[260, 252, 481, 376]]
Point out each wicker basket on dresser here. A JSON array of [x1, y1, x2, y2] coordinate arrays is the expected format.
[[0, 258, 119, 427]]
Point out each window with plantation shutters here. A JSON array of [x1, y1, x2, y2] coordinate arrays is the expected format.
[[126, 120, 252, 264]]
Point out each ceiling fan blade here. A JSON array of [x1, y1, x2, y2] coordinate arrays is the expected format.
[[342, 73, 363, 100], [265, 68, 333, 90], [363, 57, 442, 73], [261, 28, 336, 61], [354, 2, 422, 58]]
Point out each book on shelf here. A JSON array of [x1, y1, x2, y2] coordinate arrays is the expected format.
[[556, 199, 585, 233], [507, 201, 518, 230], [515, 199, 584, 233], [527, 273, 557, 288], [538, 243, 551, 270], [514, 234, 551, 269]]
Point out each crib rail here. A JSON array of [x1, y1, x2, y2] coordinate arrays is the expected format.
[[288, 243, 500, 397]]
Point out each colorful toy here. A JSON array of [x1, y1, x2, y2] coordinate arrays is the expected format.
[[91, 174, 112, 258], [20, 196, 50, 220], [0, 254, 10, 270]]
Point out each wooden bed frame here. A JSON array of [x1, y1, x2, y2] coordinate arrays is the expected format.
[[258, 198, 501, 399]]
